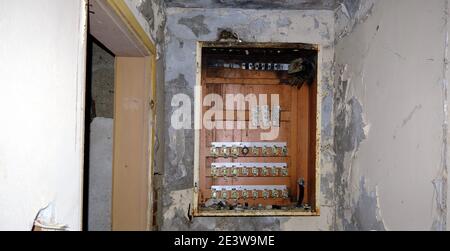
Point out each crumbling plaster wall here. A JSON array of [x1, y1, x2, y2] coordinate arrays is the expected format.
[[162, 7, 336, 230], [333, 0, 450, 230], [125, 0, 166, 57], [165, 0, 340, 10]]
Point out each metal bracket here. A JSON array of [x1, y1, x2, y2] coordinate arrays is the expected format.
[[211, 185, 287, 191], [211, 142, 287, 148], [211, 162, 287, 168], [194, 182, 199, 193]]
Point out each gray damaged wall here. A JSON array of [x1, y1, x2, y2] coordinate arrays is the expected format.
[[333, 0, 450, 230], [162, 7, 336, 230], [126, 0, 167, 57], [165, 0, 341, 10], [88, 117, 113, 231], [162, 0, 450, 231]]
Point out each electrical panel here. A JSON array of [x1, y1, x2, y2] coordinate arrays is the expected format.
[[196, 43, 319, 216]]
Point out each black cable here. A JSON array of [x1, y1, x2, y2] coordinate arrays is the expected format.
[[297, 178, 305, 208]]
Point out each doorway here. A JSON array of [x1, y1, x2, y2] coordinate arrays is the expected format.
[[83, 35, 115, 231], [84, 0, 157, 231]]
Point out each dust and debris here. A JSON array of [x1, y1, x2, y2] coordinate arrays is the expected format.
[[161, 189, 282, 231], [163, 188, 192, 221]]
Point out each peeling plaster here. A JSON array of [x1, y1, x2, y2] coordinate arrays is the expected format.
[[163, 74, 195, 193], [350, 178, 385, 231], [321, 172, 335, 202], [342, 0, 361, 18], [159, 0, 450, 231], [163, 7, 335, 230], [332, 66, 369, 230], [33, 203, 68, 231], [139, 0, 155, 29], [334, 0, 375, 42], [158, 0, 450, 231], [133, 0, 167, 58], [165, 0, 342, 10], [163, 188, 192, 222], [432, 0, 449, 231], [178, 15, 211, 37], [334, 0, 450, 231]]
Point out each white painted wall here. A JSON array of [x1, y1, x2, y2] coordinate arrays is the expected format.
[[335, 0, 449, 230], [0, 0, 87, 230]]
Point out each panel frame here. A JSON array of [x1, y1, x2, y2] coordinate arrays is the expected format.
[[193, 41, 322, 217]]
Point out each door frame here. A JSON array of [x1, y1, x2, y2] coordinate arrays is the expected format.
[[88, 0, 157, 230]]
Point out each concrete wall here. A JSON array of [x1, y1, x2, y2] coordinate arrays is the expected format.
[[90, 43, 115, 119], [164, 0, 340, 10], [0, 0, 87, 230], [162, 7, 336, 230], [88, 117, 113, 231], [333, 0, 450, 230], [87, 42, 115, 231]]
